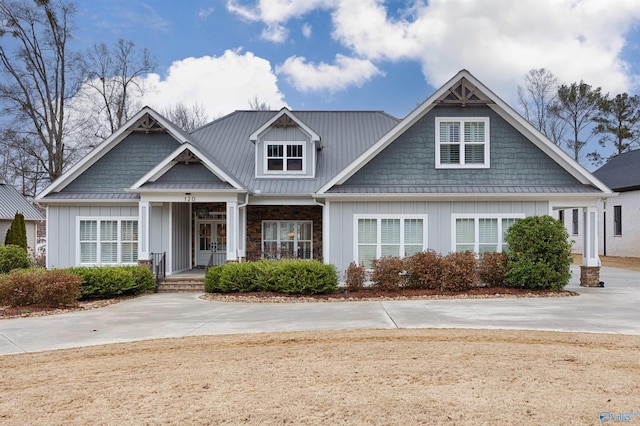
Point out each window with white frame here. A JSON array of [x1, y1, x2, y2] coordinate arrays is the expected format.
[[453, 215, 522, 253], [266, 142, 304, 173], [262, 220, 312, 259], [436, 117, 489, 168], [355, 215, 428, 269], [78, 218, 138, 265]]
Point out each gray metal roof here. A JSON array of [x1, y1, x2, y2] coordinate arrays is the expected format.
[[593, 149, 640, 191], [190, 110, 400, 195], [327, 185, 602, 194], [139, 182, 235, 190], [43, 192, 140, 200], [0, 181, 44, 220]]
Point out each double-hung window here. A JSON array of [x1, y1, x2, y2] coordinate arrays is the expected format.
[[262, 220, 313, 259], [436, 117, 489, 168], [613, 205, 622, 236], [453, 215, 522, 253], [266, 142, 304, 173], [77, 218, 138, 265], [355, 215, 428, 268]]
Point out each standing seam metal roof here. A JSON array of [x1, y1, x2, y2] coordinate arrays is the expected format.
[[0, 182, 44, 220]]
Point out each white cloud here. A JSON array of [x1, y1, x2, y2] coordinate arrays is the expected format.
[[302, 22, 312, 39], [261, 23, 288, 43], [197, 7, 215, 20], [228, 0, 640, 99], [142, 50, 288, 117], [276, 54, 383, 92]]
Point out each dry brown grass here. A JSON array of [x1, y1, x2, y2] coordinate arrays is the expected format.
[[573, 254, 640, 271], [1, 328, 638, 425]]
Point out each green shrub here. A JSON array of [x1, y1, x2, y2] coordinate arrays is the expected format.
[[4, 212, 27, 251], [440, 251, 477, 292], [403, 250, 442, 290], [478, 252, 509, 287], [67, 266, 155, 298], [0, 244, 31, 273], [505, 215, 572, 290], [205, 260, 338, 295], [370, 257, 405, 291], [0, 269, 81, 307], [344, 261, 365, 290]]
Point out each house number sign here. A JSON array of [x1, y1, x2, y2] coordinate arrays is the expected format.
[[184, 196, 196, 202]]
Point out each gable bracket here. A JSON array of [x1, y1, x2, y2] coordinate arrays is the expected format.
[[174, 149, 201, 164], [436, 77, 493, 107], [272, 114, 298, 128]]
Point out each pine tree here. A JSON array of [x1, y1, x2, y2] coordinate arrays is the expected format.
[[4, 212, 28, 251]]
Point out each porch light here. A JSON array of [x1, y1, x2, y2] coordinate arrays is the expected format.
[[288, 231, 295, 239]]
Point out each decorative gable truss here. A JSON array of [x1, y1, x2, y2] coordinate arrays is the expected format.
[[250, 108, 321, 178]]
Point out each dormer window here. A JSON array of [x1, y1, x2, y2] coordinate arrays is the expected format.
[[266, 142, 305, 173], [435, 117, 489, 168]]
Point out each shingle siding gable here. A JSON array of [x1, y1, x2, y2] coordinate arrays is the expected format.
[[156, 163, 223, 183], [62, 133, 181, 193], [344, 105, 582, 187]]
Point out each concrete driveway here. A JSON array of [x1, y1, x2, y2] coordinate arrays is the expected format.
[[0, 266, 638, 355]]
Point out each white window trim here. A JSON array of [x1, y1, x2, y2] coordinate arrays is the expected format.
[[76, 217, 139, 266], [261, 220, 313, 259], [263, 141, 306, 175], [353, 214, 428, 265], [451, 214, 524, 253], [435, 117, 490, 169]]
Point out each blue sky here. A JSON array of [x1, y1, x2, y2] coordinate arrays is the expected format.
[[70, 0, 640, 165]]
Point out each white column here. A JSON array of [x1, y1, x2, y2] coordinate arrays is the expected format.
[[238, 206, 246, 259], [138, 200, 150, 260], [226, 201, 238, 261], [582, 206, 600, 267]]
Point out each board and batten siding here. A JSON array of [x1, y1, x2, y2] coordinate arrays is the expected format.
[[171, 202, 190, 273], [326, 200, 549, 275], [149, 203, 171, 256], [46, 204, 138, 269]]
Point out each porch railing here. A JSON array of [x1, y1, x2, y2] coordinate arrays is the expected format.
[[150, 252, 166, 288]]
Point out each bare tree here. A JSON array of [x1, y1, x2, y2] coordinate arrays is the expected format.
[[549, 81, 603, 162], [517, 68, 565, 145], [162, 102, 210, 133], [81, 38, 156, 139], [0, 129, 47, 196], [0, 0, 83, 183], [248, 95, 271, 111]]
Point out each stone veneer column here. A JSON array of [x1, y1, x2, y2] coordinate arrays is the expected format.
[[580, 266, 601, 287]]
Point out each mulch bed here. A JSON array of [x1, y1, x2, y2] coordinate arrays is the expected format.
[[201, 287, 577, 303], [0, 296, 137, 320]]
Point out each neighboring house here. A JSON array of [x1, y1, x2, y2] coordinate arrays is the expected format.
[[0, 175, 45, 252], [592, 149, 640, 257], [36, 70, 612, 286]]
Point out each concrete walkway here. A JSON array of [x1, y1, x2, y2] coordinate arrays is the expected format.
[[0, 266, 638, 355]]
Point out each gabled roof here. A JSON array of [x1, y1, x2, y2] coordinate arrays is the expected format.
[[37, 107, 194, 201], [317, 69, 612, 195], [0, 179, 44, 220], [249, 107, 320, 143], [593, 149, 640, 191], [129, 143, 244, 192]]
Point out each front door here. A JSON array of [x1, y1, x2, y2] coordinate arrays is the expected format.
[[195, 220, 227, 267]]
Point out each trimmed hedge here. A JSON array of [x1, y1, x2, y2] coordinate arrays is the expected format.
[[0, 269, 82, 307], [0, 244, 31, 273], [205, 260, 338, 295], [66, 266, 155, 298], [505, 215, 572, 290]]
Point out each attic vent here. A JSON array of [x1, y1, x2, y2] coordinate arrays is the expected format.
[[437, 77, 492, 107], [129, 113, 166, 133], [272, 114, 298, 128], [174, 149, 200, 164]]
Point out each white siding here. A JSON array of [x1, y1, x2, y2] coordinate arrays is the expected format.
[[149, 203, 171, 254], [327, 200, 548, 275], [601, 191, 640, 257], [172, 203, 190, 272]]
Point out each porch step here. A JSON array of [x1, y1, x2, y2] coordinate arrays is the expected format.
[[157, 276, 206, 293]]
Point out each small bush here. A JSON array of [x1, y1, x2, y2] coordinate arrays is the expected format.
[[0, 269, 81, 307], [205, 260, 338, 295], [440, 251, 477, 292], [67, 266, 155, 298], [344, 261, 365, 290], [505, 215, 572, 290], [0, 244, 31, 273], [370, 257, 405, 291], [478, 252, 509, 287], [403, 250, 442, 290]]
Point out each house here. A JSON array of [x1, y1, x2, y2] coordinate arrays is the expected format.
[[36, 70, 613, 287], [0, 175, 45, 252], [592, 149, 640, 257]]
